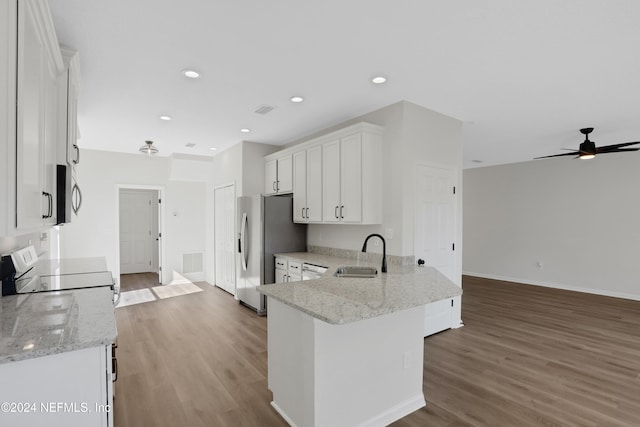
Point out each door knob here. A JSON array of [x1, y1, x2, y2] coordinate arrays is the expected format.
[[417, 259, 425, 266]]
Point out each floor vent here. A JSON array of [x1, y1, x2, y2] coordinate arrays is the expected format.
[[182, 252, 204, 274]]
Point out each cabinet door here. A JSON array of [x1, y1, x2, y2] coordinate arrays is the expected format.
[[275, 268, 288, 283], [322, 139, 341, 223], [16, 0, 46, 229], [306, 145, 322, 222], [42, 46, 58, 225], [265, 158, 277, 195], [340, 133, 362, 223], [277, 154, 293, 193], [292, 150, 306, 222]]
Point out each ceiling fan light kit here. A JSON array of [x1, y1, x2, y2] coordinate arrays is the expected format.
[[140, 140, 159, 156], [535, 128, 640, 160]]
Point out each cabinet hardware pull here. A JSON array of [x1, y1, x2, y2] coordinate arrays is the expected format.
[[71, 184, 82, 215], [73, 144, 80, 164], [340, 205, 344, 219], [335, 206, 339, 218], [273, 181, 277, 191], [276, 180, 280, 191], [302, 207, 305, 219], [42, 192, 52, 219], [306, 207, 309, 219]]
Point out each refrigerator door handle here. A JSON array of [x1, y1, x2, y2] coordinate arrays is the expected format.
[[240, 212, 248, 271]]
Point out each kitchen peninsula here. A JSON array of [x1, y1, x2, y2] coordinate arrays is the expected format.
[[258, 257, 462, 427]]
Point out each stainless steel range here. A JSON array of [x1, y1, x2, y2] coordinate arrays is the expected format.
[[1, 246, 119, 304]]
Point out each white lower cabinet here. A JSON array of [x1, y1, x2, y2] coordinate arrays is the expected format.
[[424, 297, 456, 337], [0, 345, 114, 427], [275, 257, 302, 282]]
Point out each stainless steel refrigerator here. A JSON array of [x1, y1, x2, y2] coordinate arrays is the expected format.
[[236, 195, 307, 314]]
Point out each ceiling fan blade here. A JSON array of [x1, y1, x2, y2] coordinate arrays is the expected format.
[[596, 147, 640, 154], [596, 141, 640, 152], [534, 151, 579, 159]]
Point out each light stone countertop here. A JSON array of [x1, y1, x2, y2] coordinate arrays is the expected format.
[[0, 287, 117, 364], [258, 252, 462, 324]]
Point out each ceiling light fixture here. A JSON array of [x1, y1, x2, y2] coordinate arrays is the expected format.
[[139, 140, 159, 156], [290, 96, 304, 103], [240, 128, 251, 133], [159, 115, 172, 121], [371, 76, 387, 84], [182, 69, 200, 79]]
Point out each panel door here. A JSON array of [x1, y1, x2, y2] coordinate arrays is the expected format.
[[339, 133, 362, 223], [292, 150, 307, 222], [214, 185, 236, 295], [322, 139, 341, 223], [414, 164, 456, 282], [119, 190, 154, 274], [306, 145, 323, 222], [277, 154, 293, 193]]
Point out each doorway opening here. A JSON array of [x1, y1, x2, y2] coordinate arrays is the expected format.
[[116, 186, 164, 287]]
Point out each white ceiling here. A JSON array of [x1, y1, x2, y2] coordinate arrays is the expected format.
[[49, 0, 640, 169]]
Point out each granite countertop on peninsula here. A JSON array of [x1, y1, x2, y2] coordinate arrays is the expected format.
[[0, 287, 117, 364], [258, 252, 462, 324]]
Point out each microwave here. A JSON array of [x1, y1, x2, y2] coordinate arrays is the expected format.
[[56, 164, 82, 225]]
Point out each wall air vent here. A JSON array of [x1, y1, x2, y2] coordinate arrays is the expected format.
[[254, 104, 275, 115], [185, 143, 196, 148]]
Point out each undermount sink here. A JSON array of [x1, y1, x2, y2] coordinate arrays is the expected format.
[[335, 266, 378, 278]]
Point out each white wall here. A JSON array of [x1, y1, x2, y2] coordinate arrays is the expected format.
[[463, 154, 640, 300], [59, 149, 210, 284]]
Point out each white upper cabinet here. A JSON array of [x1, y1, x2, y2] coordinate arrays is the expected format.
[[267, 122, 382, 225], [264, 154, 293, 195], [1, 0, 68, 235], [58, 48, 80, 167], [293, 145, 322, 223], [15, 0, 64, 230]]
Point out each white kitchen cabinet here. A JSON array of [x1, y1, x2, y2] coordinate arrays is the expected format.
[[274, 257, 302, 282], [0, 345, 114, 427], [264, 154, 293, 195], [322, 130, 382, 224], [58, 48, 81, 167], [293, 146, 322, 223], [1, 0, 64, 235]]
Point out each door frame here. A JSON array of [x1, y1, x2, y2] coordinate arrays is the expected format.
[[115, 184, 166, 284], [213, 181, 236, 295]]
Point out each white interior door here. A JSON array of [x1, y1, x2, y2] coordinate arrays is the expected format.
[[214, 185, 236, 295], [120, 190, 155, 274], [414, 164, 456, 281], [415, 164, 457, 337]]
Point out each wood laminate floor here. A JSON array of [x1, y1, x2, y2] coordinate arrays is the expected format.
[[113, 275, 640, 427]]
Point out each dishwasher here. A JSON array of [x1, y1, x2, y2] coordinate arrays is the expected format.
[[301, 263, 328, 280]]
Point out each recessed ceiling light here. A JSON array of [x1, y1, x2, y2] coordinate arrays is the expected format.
[[240, 128, 251, 133], [371, 76, 387, 84], [159, 115, 172, 121], [182, 69, 200, 79], [290, 96, 304, 103], [209, 147, 217, 151]]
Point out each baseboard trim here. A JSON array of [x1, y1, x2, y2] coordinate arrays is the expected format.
[[356, 394, 426, 427], [271, 401, 299, 427], [462, 271, 640, 302]]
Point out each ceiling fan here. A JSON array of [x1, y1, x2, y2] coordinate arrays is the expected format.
[[535, 128, 640, 160]]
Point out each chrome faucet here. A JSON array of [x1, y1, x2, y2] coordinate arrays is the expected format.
[[361, 233, 387, 273]]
